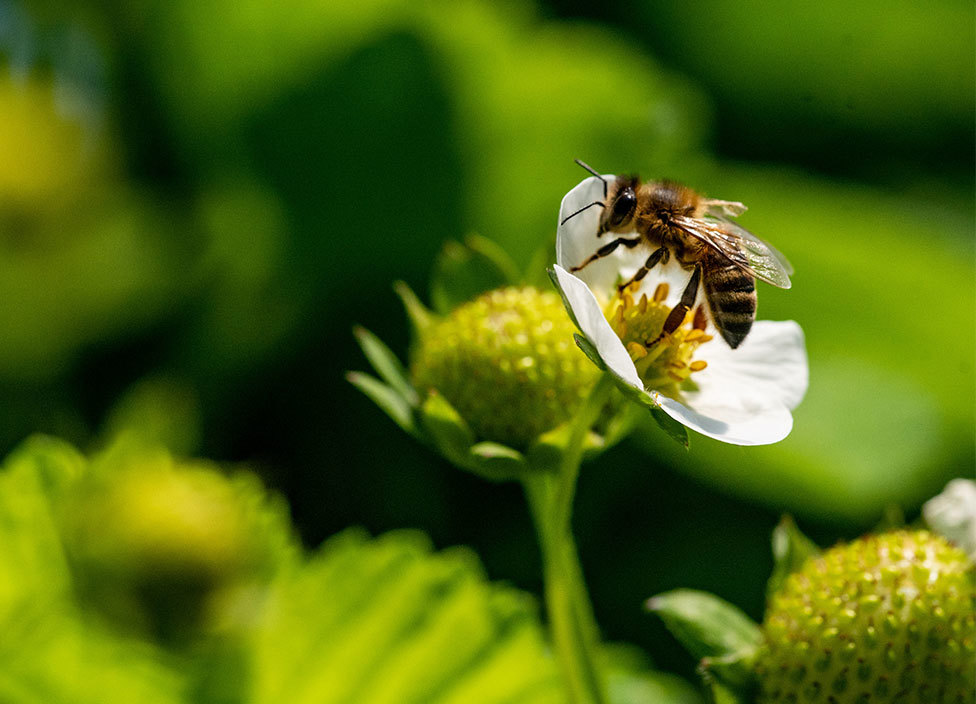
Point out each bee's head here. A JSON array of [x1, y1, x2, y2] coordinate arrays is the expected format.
[[598, 176, 639, 236]]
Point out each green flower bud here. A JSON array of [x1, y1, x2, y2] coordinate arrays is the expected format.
[[757, 530, 975, 704], [411, 286, 600, 449]]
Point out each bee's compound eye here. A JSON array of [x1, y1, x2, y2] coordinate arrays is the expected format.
[[609, 188, 636, 226]]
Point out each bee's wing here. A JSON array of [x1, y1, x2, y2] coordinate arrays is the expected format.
[[672, 214, 793, 289], [703, 199, 748, 217]]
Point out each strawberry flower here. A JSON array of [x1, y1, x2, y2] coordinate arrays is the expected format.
[[551, 174, 808, 445]]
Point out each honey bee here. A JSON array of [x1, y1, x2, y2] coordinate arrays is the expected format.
[[564, 160, 793, 349]]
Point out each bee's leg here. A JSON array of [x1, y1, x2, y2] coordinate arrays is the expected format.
[[616, 247, 669, 294], [647, 264, 701, 346], [569, 237, 642, 272]]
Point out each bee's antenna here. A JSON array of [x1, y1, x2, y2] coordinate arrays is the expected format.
[[560, 201, 605, 226], [574, 158, 607, 199]]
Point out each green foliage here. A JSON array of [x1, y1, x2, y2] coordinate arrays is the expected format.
[[0, 436, 707, 702], [250, 529, 565, 704]]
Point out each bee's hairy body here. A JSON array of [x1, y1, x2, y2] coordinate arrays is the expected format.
[[627, 180, 757, 349]]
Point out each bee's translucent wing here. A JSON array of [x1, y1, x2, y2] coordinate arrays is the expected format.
[[703, 199, 748, 217], [672, 214, 793, 289]]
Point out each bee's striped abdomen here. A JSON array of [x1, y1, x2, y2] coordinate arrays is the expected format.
[[703, 255, 756, 349]]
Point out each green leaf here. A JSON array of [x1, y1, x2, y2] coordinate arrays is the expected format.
[[250, 529, 564, 704], [650, 407, 690, 449], [646, 590, 761, 662], [347, 372, 418, 437], [352, 326, 419, 405], [429, 235, 520, 314], [0, 437, 188, 704], [766, 516, 820, 601]]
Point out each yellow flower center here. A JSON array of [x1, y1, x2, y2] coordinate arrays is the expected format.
[[604, 282, 713, 398]]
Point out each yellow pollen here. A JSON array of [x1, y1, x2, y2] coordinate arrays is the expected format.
[[603, 277, 713, 401]]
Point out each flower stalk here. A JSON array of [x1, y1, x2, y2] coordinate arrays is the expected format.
[[523, 372, 615, 704]]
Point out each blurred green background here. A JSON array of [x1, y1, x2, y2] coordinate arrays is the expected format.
[[0, 0, 973, 689]]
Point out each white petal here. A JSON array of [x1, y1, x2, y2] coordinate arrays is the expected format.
[[651, 321, 807, 445], [653, 391, 793, 446], [551, 265, 642, 391], [924, 479, 976, 560], [556, 175, 639, 297], [693, 320, 808, 410]]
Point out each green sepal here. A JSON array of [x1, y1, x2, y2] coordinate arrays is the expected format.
[[699, 649, 759, 693], [429, 235, 520, 315], [346, 372, 418, 438], [352, 325, 418, 405], [573, 333, 606, 371], [467, 442, 529, 482], [646, 589, 761, 662], [650, 406, 690, 449], [766, 516, 820, 601], [393, 280, 435, 338], [417, 391, 478, 467]]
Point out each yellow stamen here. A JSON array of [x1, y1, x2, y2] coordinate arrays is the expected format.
[[626, 342, 648, 360], [653, 283, 669, 302], [667, 371, 684, 382], [689, 360, 708, 371], [638, 293, 648, 313], [684, 329, 704, 342]]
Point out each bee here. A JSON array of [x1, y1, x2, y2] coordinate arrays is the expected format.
[[563, 160, 793, 349]]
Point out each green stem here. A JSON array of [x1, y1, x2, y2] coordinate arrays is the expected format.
[[523, 373, 614, 704]]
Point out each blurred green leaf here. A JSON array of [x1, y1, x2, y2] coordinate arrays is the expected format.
[[0, 436, 187, 704], [250, 529, 565, 704], [624, 0, 974, 173], [430, 235, 520, 314]]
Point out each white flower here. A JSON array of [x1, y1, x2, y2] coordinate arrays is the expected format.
[[551, 174, 808, 446], [924, 479, 976, 560]]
